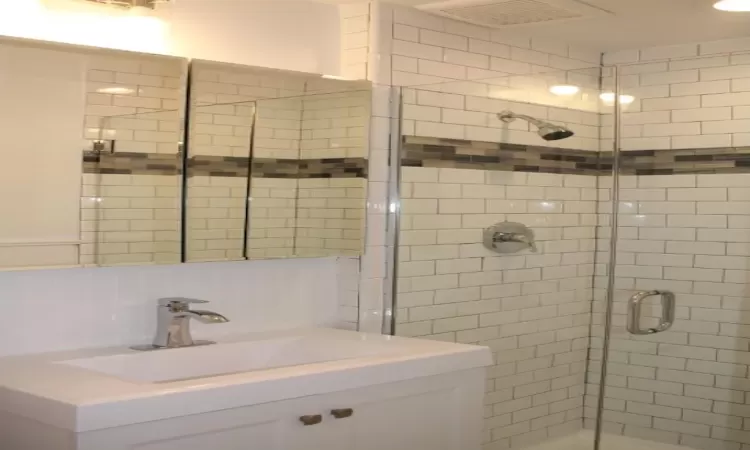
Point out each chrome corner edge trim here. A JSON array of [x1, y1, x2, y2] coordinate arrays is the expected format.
[[382, 86, 402, 336]]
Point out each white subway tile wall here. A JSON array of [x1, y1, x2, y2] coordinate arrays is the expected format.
[[387, 6, 604, 448], [383, 13, 750, 450], [390, 5, 602, 123], [340, 3, 371, 81], [399, 167, 596, 448], [402, 89, 602, 152], [584, 39, 750, 450], [589, 173, 750, 450], [602, 42, 750, 151]]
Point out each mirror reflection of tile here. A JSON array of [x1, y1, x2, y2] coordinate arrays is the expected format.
[[0, 38, 371, 270]]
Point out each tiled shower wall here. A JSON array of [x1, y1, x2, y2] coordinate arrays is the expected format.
[[396, 85, 604, 448], [398, 165, 596, 448], [386, 5, 605, 449], [383, 7, 750, 447], [602, 40, 750, 151], [585, 40, 750, 450], [345, 0, 605, 333]]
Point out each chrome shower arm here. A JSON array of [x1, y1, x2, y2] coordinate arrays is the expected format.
[[497, 111, 546, 128]]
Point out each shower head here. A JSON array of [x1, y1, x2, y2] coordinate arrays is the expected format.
[[498, 110, 575, 141]]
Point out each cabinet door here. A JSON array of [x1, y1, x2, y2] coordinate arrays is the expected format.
[[77, 394, 331, 450], [322, 369, 486, 450], [76, 369, 485, 450]]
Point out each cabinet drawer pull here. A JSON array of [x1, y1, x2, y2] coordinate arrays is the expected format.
[[331, 408, 354, 419], [299, 414, 323, 426]]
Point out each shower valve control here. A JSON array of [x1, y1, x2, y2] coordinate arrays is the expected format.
[[483, 222, 537, 254]]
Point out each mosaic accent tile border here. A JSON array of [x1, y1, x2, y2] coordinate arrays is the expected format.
[[403, 136, 750, 176], [187, 155, 251, 177], [297, 158, 368, 179], [83, 151, 181, 176], [84, 152, 367, 179], [189, 156, 367, 179], [403, 136, 600, 175], [605, 148, 750, 175]]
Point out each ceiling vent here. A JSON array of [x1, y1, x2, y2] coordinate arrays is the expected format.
[[82, 0, 169, 9], [417, 0, 613, 28]]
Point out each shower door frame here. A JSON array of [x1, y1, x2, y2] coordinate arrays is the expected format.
[[383, 69, 626, 450], [593, 65, 623, 450]]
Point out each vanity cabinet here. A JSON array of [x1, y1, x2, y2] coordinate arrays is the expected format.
[[71, 369, 484, 450]]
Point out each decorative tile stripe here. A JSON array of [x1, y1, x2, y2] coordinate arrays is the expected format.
[[296, 158, 368, 179], [83, 151, 181, 176], [187, 155, 251, 177], [403, 136, 750, 176], [189, 156, 367, 179], [403, 136, 601, 175], [189, 156, 367, 178], [84, 152, 368, 179], [604, 147, 750, 175]]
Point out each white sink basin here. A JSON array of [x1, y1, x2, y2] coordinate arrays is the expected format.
[[0, 328, 492, 432], [58, 335, 388, 383]]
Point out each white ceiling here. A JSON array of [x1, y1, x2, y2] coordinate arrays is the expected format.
[[328, 0, 750, 51]]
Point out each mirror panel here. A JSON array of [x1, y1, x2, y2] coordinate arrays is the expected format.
[[81, 109, 183, 266], [185, 60, 311, 262], [186, 60, 371, 262], [0, 36, 187, 270], [0, 38, 369, 270], [291, 87, 370, 258]]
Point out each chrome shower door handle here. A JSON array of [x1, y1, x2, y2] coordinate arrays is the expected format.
[[627, 290, 676, 335]]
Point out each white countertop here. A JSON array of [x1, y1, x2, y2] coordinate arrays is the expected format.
[[0, 328, 492, 433]]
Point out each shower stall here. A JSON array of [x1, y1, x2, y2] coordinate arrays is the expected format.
[[388, 55, 750, 450]]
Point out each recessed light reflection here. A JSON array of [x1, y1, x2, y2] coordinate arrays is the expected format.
[[714, 0, 750, 11], [322, 75, 354, 81], [97, 87, 135, 95], [600, 92, 635, 105], [549, 85, 580, 96]]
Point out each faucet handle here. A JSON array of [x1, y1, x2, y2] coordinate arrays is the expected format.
[[158, 298, 209, 310]]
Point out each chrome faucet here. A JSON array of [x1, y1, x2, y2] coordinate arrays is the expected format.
[[133, 298, 229, 351]]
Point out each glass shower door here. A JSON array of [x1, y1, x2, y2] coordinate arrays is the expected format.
[[392, 67, 606, 450], [594, 55, 750, 450]]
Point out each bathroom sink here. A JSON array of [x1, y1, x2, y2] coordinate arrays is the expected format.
[[58, 335, 385, 383], [0, 328, 492, 432]]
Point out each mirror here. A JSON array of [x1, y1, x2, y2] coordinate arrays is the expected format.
[[0, 38, 370, 271], [82, 109, 184, 266], [186, 61, 370, 262], [0, 37, 188, 270]]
